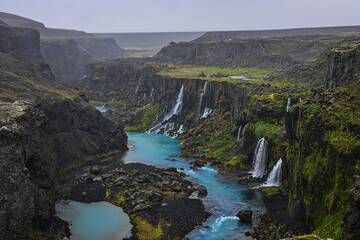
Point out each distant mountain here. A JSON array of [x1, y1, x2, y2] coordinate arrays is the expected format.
[[0, 12, 124, 82], [193, 26, 360, 43], [94, 32, 205, 49]]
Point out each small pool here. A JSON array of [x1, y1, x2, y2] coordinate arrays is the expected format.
[[56, 200, 132, 240]]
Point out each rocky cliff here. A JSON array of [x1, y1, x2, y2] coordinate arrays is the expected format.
[[155, 34, 360, 73], [0, 101, 57, 240], [0, 12, 124, 83], [325, 43, 360, 89], [0, 24, 53, 79], [0, 20, 128, 239], [193, 26, 360, 43]]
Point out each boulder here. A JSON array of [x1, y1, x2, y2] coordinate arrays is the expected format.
[[197, 185, 208, 198], [93, 176, 102, 182], [90, 166, 101, 174], [236, 210, 252, 222], [132, 203, 150, 213]]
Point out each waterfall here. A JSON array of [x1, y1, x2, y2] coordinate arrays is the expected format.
[[198, 82, 208, 118], [251, 138, 267, 178], [201, 108, 213, 119], [167, 85, 184, 119], [237, 125, 242, 140], [135, 86, 139, 93], [143, 93, 146, 98], [286, 98, 291, 112], [150, 88, 154, 97], [263, 158, 283, 187], [147, 85, 184, 133]]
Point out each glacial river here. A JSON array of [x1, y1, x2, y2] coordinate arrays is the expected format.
[[123, 132, 266, 240], [57, 132, 266, 240]]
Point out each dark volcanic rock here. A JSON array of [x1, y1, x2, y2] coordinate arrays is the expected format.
[[236, 210, 253, 222], [0, 12, 124, 83], [0, 101, 57, 240], [0, 24, 53, 79], [343, 176, 360, 240], [325, 44, 360, 89]]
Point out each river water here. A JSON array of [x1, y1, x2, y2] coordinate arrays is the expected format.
[[56, 132, 266, 240], [123, 132, 266, 240]]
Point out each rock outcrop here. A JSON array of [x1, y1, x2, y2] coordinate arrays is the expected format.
[[343, 176, 360, 239], [155, 34, 360, 69], [0, 24, 53, 79], [0, 20, 128, 239], [0, 101, 56, 240], [325, 43, 360, 89], [0, 12, 124, 83]]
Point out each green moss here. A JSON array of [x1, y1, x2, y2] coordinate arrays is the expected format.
[[105, 189, 126, 206], [28, 223, 45, 240], [125, 104, 160, 131], [325, 130, 360, 156], [262, 187, 280, 196], [312, 206, 347, 240], [134, 217, 163, 240], [254, 121, 285, 143]]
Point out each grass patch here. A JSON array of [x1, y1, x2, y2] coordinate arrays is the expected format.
[[157, 65, 276, 83]]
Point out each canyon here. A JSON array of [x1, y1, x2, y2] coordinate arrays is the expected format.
[[1, 10, 360, 240]]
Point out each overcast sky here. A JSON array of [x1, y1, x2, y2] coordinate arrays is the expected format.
[[1, 0, 359, 33]]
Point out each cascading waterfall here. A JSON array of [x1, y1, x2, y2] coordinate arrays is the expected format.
[[143, 93, 146, 98], [198, 81, 208, 118], [251, 138, 267, 178], [286, 97, 291, 112], [150, 88, 154, 97], [201, 108, 213, 119], [237, 125, 242, 140], [135, 86, 139, 94], [147, 85, 184, 133], [263, 158, 282, 187]]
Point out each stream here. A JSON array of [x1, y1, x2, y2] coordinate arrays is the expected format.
[[56, 131, 266, 240]]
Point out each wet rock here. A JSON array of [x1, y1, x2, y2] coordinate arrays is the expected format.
[[90, 166, 101, 174], [166, 167, 178, 172], [236, 210, 252, 222], [197, 185, 208, 197]]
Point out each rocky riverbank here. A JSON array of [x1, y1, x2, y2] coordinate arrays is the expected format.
[[65, 162, 210, 240]]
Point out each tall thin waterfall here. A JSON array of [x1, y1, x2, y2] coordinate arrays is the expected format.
[[167, 85, 184, 119], [251, 138, 267, 178], [237, 126, 242, 140], [147, 85, 184, 133], [150, 88, 154, 97], [263, 158, 282, 187], [135, 86, 139, 93], [198, 82, 208, 117], [286, 98, 291, 112]]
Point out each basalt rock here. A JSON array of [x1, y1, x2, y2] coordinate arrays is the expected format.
[[343, 176, 360, 240], [236, 210, 252, 222], [0, 101, 57, 240]]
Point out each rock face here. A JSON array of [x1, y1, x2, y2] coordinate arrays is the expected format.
[[38, 97, 128, 168], [0, 101, 56, 240], [155, 34, 360, 69], [343, 176, 360, 239], [325, 44, 360, 89], [193, 26, 360, 43], [0, 12, 124, 83], [0, 24, 53, 79]]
